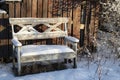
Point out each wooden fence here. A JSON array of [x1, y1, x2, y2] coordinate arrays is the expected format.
[[0, 0, 100, 59]]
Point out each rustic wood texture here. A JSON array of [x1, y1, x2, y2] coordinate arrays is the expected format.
[[10, 18, 78, 75], [0, 0, 100, 58], [10, 18, 69, 40]]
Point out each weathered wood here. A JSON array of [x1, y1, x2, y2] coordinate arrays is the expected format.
[[43, 0, 48, 17], [15, 2, 20, 17], [0, 0, 100, 58], [48, 0, 53, 18], [32, 0, 37, 17], [9, 18, 69, 24], [73, 6, 80, 38], [37, 0, 43, 17], [10, 18, 69, 40], [10, 17, 79, 75], [9, 2, 15, 17], [21, 0, 27, 17], [26, 0, 32, 17], [21, 52, 76, 63], [3, 0, 21, 1]]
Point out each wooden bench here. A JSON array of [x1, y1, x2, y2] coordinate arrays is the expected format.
[[9, 17, 79, 75]]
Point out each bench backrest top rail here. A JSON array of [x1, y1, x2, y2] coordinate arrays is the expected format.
[[9, 17, 69, 25]]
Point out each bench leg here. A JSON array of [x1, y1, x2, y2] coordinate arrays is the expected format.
[[73, 58, 77, 68], [12, 48, 16, 70], [12, 57, 16, 69], [17, 47, 22, 76], [17, 55, 21, 76], [17, 61, 21, 76]]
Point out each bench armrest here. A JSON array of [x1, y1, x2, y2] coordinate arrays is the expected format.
[[65, 36, 79, 43], [11, 38, 22, 47], [65, 36, 79, 52]]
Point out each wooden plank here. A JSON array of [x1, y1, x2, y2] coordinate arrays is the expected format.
[[43, 0, 48, 17], [21, 0, 27, 17], [37, 0, 43, 17], [62, 0, 67, 17], [53, 0, 59, 17], [73, 6, 80, 38], [21, 52, 76, 63], [65, 0, 74, 37], [46, 0, 53, 45], [58, 0, 62, 17], [90, 4, 95, 36], [9, 2, 15, 17], [70, 0, 74, 36], [32, 0, 37, 17], [13, 32, 67, 40], [9, 18, 69, 24], [94, 3, 100, 38], [4, 0, 22, 1], [48, 0, 53, 18], [10, 18, 68, 40], [72, 0, 77, 37], [26, 0, 32, 17], [70, 10, 73, 36], [15, 2, 20, 17]]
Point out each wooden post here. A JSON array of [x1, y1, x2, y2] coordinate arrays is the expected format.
[[86, 1, 91, 47], [79, 4, 86, 47], [79, 24, 85, 47]]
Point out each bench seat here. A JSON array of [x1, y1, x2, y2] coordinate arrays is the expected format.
[[19, 45, 76, 63], [21, 45, 74, 56]]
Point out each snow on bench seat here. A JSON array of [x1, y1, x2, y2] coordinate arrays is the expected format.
[[20, 45, 76, 63], [21, 45, 74, 57]]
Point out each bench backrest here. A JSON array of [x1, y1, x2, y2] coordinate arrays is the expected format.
[[9, 18, 69, 40]]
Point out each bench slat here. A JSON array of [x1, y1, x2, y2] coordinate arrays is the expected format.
[[9, 17, 69, 25], [15, 32, 67, 40]]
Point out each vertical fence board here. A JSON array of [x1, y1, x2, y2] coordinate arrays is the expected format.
[[94, 4, 99, 38], [32, 0, 37, 17], [73, 7, 80, 38], [43, 0, 48, 17], [48, 0, 53, 18], [21, 0, 27, 17], [90, 4, 95, 36], [15, 3, 20, 17], [26, 0, 32, 17], [37, 0, 43, 17], [9, 2, 14, 17]]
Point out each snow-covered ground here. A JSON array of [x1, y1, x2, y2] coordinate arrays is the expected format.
[[0, 56, 120, 80], [0, 30, 120, 80]]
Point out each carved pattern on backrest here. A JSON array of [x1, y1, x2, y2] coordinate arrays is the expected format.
[[10, 18, 69, 40], [17, 25, 39, 34]]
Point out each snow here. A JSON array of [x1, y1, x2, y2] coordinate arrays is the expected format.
[[21, 45, 74, 56], [0, 9, 7, 14], [12, 38, 22, 46], [0, 56, 120, 80], [65, 36, 79, 43]]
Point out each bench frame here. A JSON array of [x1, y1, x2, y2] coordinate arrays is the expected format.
[[9, 17, 79, 75]]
